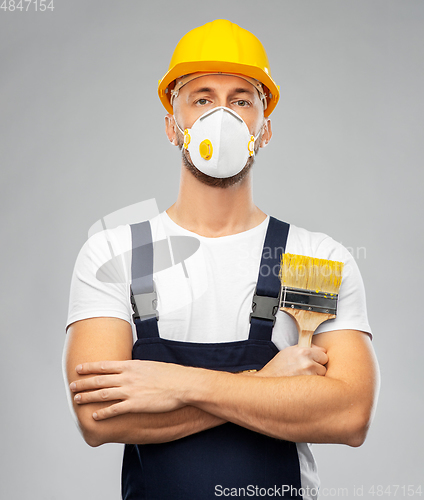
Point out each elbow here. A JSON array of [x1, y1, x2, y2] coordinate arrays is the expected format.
[[346, 423, 368, 448], [75, 408, 107, 448], [81, 425, 104, 448], [342, 381, 379, 448], [344, 409, 373, 448]]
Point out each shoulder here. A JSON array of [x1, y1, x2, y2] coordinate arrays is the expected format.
[[70, 224, 133, 286], [287, 224, 350, 262], [286, 223, 365, 293], [84, 224, 132, 254], [73, 213, 170, 282]]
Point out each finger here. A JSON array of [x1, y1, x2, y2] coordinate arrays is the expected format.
[[311, 344, 327, 353], [70, 374, 122, 393], [92, 401, 131, 421], [314, 362, 327, 377], [312, 352, 329, 367], [75, 360, 124, 375], [74, 387, 126, 405], [311, 349, 329, 366]]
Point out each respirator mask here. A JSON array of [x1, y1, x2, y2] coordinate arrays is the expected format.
[[175, 106, 262, 179]]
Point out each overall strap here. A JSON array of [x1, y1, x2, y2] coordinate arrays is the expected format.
[[130, 221, 160, 340], [248, 216, 290, 341]]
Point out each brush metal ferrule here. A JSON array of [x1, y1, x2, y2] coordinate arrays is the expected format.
[[280, 286, 339, 315]]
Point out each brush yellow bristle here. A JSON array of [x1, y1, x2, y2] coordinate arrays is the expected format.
[[279, 254, 344, 295]]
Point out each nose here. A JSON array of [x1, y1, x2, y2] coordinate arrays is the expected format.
[[215, 96, 228, 108]]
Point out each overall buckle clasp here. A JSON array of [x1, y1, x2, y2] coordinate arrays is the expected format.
[[249, 290, 280, 326], [130, 286, 159, 321]]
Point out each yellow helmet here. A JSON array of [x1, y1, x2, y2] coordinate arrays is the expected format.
[[158, 19, 280, 117]]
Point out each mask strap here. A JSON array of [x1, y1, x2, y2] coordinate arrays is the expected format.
[[173, 117, 185, 135], [248, 122, 265, 157], [254, 126, 263, 141]]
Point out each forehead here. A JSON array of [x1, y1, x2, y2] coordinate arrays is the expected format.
[[179, 74, 257, 97]]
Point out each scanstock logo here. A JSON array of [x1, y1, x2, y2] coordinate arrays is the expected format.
[[96, 236, 200, 283], [88, 198, 200, 284]]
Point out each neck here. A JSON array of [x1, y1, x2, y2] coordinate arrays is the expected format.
[[166, 164, 266, 237]]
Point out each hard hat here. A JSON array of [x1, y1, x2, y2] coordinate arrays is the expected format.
[[158, 19, 280, 117]]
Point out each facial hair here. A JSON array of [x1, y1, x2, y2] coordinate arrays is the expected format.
[[176, 128, 261, 189]]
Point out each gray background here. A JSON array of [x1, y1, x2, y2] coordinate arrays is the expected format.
[[1, 1, 423, 498]]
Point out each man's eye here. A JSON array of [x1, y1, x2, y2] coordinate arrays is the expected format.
[[235, 100, 248, 107], [196, 99, 209, 105]]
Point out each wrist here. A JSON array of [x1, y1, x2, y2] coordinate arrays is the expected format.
[[179, 366, 227, 407], [176, 365, 207, 406]]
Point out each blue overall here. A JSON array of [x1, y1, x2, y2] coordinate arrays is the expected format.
[[122, 217, 303, 499]]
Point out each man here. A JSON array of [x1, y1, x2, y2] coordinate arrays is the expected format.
[[64, 19, 379, 500]]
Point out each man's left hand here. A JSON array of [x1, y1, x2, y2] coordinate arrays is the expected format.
[[70, 360, 188, 421]]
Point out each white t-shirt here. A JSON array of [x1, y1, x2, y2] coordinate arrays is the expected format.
[[66, 212, 372, 499]]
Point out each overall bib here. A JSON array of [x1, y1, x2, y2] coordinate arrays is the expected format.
[[122, 217, 303, 500]]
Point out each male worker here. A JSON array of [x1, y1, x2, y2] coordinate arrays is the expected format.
[[64, 19, 379, 500]]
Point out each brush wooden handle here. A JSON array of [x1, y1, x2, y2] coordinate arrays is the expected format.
[[281, 308, 336, 347]]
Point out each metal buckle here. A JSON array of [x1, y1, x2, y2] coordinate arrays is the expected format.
[[130, 286, 159, 321], [249, 291, 280, 326]]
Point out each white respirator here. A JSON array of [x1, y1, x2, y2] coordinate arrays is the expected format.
[[175, 107, 261, 179]]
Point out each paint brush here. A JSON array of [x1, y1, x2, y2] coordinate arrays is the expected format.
[[279, 254, 344, 347]]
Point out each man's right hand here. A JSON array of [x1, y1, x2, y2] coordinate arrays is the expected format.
[[256, 344, 328, 378]]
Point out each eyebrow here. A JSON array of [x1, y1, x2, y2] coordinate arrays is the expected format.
[[188, 87, 255, 98]]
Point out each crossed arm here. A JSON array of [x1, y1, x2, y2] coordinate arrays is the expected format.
[[63, 317, 379, 448]]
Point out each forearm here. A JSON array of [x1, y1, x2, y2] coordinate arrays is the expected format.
[[76, 403, 225, 447], [179, 331, 379, 446], [69, 326, 378, 448], [64, 318, 225, 447], [183, 370, 361, 445]]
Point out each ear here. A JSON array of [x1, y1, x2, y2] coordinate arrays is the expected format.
[[165, 114, 178, 146], [259, 118, 272, 148]]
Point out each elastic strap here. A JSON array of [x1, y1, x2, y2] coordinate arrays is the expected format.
[[130, 221, 160, 339], [248, 217, 290, 341]]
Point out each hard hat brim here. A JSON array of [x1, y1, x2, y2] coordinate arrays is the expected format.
[[158, 61, 279, 117]]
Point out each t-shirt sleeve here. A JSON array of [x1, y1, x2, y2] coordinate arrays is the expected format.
[[66, 227, 133, 331]]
